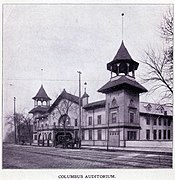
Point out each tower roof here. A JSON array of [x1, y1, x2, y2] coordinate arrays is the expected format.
[[32, 85, 51, 101], [113, 41, 132, 60], [29, 106, 49, 114], [98, 75, 147, 94], [107, 41, 139, 73], [82, 91, 89, 98]]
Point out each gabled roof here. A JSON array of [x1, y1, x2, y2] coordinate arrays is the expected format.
[[83, 100, 106, 110], [32, 85, 51, 101], [29, 106, 49, 114], [98, 75, 147, 94], [48, 89, 79, 113]]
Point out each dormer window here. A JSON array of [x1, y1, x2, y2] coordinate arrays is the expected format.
[[156, 105, 164, 113], [160, 106, 164, 113], [146, 104, 152, 111]]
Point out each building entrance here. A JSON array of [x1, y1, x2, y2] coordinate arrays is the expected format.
[[55, 131, 73, 147], [109, 131, 120, 147]]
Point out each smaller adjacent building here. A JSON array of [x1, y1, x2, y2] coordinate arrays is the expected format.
[[140, 102, 173, 141], [30, 88, 80, 147]]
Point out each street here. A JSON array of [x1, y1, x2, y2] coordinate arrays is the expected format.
[[3, 143, 172, 169]]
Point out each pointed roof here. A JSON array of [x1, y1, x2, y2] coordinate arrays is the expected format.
[[82, 91, 89, 98], [107, 41, 139, 73], [113, 41, 132, 61], [32, 85, 51, 101]]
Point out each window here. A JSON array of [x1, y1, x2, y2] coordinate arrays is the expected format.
[[88, 117, 92, 126], [97, 115, 101, 124], [34, 122, 37, 131], [164, 119, 167, 126], [153, 130, 157, 140], [75, 119, 78, 126], [82, 130, 85, 140], [67, 118, 70, 126], [159, 118, 161, 126], [146, 104, 152, 111], [153, 118, 157, 125], [112, 98, 117, 107], [168, 130, 171, 140], [130, 112, 135, 123], [130, 99, 134, 106], [89, 130, 92, 140], [127, 131, 136, 140], [43, 101, 46, 106], [160, 107, 164, 113], [41, 124, 44, 129], [159, 130, 162, 139], [45, 123, 48, 127], [111, 113, 117, 123], [168, 119, 171, 126], [34, 134, 37, 140], [146, 116, 150, 125], [146, 129, 150, 140], [163, 130, 166, 139], [97, 130, 102, 140]]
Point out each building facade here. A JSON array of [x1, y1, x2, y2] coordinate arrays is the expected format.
[[29, 41, 173, 148]]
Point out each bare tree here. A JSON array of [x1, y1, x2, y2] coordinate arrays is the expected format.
[[20, 114, 33, 145], [141, 8, 173, 103], [53, 98, 78, 136], [5, 112, 33, 145]]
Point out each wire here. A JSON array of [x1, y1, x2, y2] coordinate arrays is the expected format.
[[4, 78, 107, 82]]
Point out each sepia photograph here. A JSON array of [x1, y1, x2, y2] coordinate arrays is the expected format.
[[2, 2, 173, 172]]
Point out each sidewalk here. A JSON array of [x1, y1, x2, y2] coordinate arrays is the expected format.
[[82, 145, 173, 155]]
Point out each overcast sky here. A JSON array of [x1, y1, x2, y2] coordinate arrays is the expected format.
[[3, 4, 172, 119]]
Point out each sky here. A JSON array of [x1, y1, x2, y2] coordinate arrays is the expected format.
[[3, 4, 172, 122]]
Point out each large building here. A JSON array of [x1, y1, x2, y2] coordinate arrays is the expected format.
[[29, 41, 173, 148]]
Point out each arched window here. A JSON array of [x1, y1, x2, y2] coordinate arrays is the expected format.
[[111, 98, 117, 107], [43, 101, 46, 106], [130, 99, 134, 106], [66, 118, 71, 126], [146, 104, 152, 111]]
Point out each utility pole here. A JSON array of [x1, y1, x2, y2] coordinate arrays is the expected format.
[[107, 103, 110, 151], [77, 71, 82, 142], [14, 97, 17, 144]]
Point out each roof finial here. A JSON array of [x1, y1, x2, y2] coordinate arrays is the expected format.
[[41, 68, 43, 85], [121, 13, 124, 41], [84, 82, 87, 93]]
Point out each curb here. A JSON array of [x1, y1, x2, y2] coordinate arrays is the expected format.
[[81, 146, 172, 156]]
